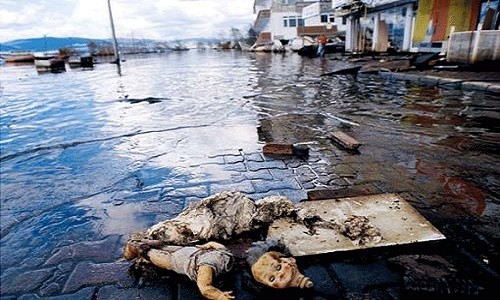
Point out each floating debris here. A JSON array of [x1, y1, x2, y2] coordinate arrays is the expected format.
[[119, 97, 167, 104]]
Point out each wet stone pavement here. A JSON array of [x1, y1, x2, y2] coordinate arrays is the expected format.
[[1, 52, 499, 299]]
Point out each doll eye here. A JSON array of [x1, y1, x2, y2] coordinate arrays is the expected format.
[[269, 276, 275, 282], [276, 264, 282, 271]]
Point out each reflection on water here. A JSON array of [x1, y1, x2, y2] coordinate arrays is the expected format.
[[1, 52, 499, 295]]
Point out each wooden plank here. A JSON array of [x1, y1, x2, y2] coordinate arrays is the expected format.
[[330, 131, 360, 150], [267, 193, 446, 256]]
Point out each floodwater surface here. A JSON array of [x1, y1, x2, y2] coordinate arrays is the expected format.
[[0, 51, 498, 297]]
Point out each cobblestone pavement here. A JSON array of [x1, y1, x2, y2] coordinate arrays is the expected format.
[[2, 142, 498, 299]]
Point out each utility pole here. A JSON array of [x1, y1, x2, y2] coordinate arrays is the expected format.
[[107, 0, 121, 66]]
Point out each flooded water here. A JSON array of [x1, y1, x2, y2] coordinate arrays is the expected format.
[[1, 51, 499, 297]]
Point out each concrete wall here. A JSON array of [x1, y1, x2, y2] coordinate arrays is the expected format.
[[447, 30, 500, 63]]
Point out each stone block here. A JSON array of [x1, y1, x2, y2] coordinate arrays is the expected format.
[[210, 181, 255, 194], [62, 262, 131, 293], [251, 178, 302, 193], [302, 265, 341, 298], [97, 285, 173, 300], [18, 287, 96, 300], [244, 153, 264, 162], [45, 235, 120, 266], [246, 160, 287, 172], [0, 268, 53, 295], [244, 170, 273, 180], [329, 261, 400, 292], [223, 155, 244, 164]]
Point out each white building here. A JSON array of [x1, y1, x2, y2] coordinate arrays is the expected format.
[[253, 1, 346, 44]]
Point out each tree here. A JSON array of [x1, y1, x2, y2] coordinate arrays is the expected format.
[[87, 42, 97, 55]]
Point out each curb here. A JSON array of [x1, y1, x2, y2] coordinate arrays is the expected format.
[[378, 71, 500, 93]]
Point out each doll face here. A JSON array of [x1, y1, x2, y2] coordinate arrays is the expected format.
[[251, 251, 313, 289]]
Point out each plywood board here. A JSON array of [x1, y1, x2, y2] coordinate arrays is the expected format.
[[266, 193, 445, 256]]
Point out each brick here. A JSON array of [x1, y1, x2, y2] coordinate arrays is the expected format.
[[330, 131, 361, 150], [263, 143, 294, 155]]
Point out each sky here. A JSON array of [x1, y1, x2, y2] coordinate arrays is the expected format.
[[0, 0, 256, 42]]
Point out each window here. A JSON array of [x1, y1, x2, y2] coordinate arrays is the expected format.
[[321, 14, 335, 23], [342, 17, 347, 25], [283, 16, 302, 27]]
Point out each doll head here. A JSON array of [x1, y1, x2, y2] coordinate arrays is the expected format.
[[246, 240, 313, 289]]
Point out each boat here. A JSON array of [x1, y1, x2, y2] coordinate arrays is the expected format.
[[34, 54, 66, 73], [68, 55, 94, 69], [249, 40, 285, 52], [238, 41, 252, 51], [172, 43, 189, 51], [5, 52, 35, 63], [288, 36, 316, 52]]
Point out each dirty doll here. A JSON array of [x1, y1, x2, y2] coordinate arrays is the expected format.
[[124, 239, 235, 300], [124, 238, 313, 300]]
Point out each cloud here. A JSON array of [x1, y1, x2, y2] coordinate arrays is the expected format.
[[0, 0, 255, 42]]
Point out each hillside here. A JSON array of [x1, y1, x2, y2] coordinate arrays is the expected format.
[[0, 37, 105, 52], [0, 36, 225, 53]]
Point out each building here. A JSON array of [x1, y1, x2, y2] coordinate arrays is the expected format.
[[412, 0, 497, 53], [252, 1, 346, 45], [333, 0, 417, 53]]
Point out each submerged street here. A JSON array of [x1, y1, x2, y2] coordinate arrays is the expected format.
[[1, 51, 499, 299]]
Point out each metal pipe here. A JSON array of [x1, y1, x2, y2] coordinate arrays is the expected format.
[[107, 0, 120, 66]]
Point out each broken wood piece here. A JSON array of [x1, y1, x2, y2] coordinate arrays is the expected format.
[[330, 131, 360, 150], [321, 66, 362, 76], [263, 143, 309, 157]]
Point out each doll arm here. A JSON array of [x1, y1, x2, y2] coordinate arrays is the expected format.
[[196, 265, 234, 300], [198, 241, 227, 251]]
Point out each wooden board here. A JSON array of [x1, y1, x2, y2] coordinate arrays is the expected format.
[[266, 193, 445, 256], [330, 131, 360, 150]]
